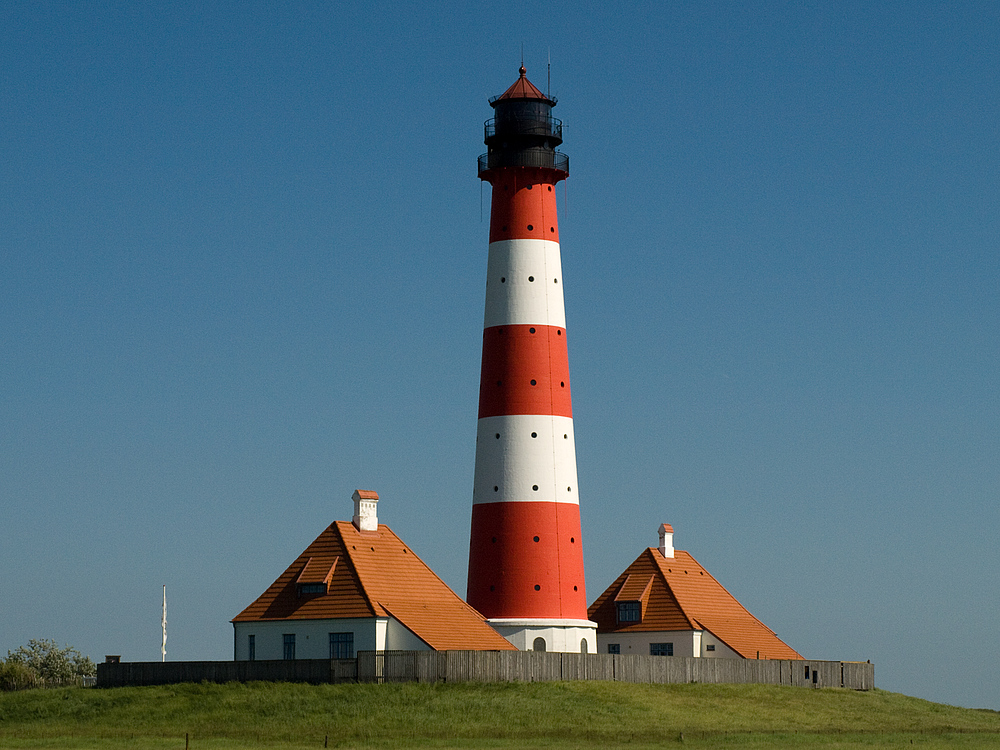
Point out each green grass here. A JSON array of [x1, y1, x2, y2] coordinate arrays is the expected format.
[[0, 681, 998, 749]]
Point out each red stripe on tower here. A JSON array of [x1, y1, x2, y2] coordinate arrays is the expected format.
[[468, 66, 597, 653]]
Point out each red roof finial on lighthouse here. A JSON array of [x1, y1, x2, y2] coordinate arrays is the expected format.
[[519, 64, 527, 77]]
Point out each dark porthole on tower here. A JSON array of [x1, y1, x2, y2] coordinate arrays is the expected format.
[[529, 327, 535, 333], [534, 585, 540, 591], [547, 186, 552, 192], [532, 485, 539, 491], [494, 486, 498, 492], [531, 432, 537, 438], [527, 225, 534, 231], [530, 379, 536, 385], [533, 536, 540, 542], [528, 275, 534, 281]]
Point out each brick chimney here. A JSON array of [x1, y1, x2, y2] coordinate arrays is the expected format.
[[352, 489, 379, 531]]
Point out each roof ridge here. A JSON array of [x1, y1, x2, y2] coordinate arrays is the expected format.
[[645, 548, 697, 629], [333, 521, 386, 617]]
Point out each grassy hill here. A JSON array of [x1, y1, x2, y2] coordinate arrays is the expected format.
[[1, 681, 998, 749]]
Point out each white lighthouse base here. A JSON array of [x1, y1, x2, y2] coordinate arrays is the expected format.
[[487, 618, 598, 654]]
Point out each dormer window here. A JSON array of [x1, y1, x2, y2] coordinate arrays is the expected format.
[[295, 555, 338, 598], [617, 601, 641, 623]]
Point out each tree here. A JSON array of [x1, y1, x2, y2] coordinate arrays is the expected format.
[[4, 639, 96, 687]]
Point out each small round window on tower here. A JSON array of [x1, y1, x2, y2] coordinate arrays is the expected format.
[[531, 432, 537, 438], [529, 327, 535, 333], [527, 225, 534, 231], [532, 485, 539, 491], [533, 536, 539, 542], [534, 585, 541, 591], [528, 275, 534, 281], [530, 379, 537, 385]]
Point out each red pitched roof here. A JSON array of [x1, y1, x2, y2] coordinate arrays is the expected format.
[[493, 65, 550, 103], [588, 548, 802, 660], [233, 521, 515, 651]]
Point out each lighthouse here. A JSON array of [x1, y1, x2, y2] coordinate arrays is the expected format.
[[467, 66, 597, 653]]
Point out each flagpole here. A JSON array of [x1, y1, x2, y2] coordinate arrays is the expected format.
[[161, 585, 167, 662]]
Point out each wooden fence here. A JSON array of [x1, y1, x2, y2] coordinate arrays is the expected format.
[[98, 652, 873, 690]]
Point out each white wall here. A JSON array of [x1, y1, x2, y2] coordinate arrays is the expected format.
[[233, 617, 430, 660], [596, 630, 741, 659], [385, 617, 430, 650], [489, 620, 597, 653]]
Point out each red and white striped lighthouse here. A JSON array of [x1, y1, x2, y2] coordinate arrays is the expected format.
[[467, 66, 596, 653]]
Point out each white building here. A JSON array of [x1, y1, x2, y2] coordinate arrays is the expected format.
[[232, 490, 515, 660], [588, 524, 802, 660]]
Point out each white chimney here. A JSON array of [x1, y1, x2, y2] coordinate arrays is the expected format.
[[352, 489, 379, 531], [658, 523, 674, 558]]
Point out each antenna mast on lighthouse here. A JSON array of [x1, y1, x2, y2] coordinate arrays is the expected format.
[[470, 65, 596, 653]]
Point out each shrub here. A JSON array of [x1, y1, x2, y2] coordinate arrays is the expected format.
[[5, 639, 96, 687], [0, 659, 42, 691]]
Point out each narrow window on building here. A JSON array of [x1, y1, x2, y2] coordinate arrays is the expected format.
[[650, 643, 673, 656], [607, 643, 621, 655], [580, 639, 588, 654], [330, 632, 354, 659], [616, 601, 641, 623], [532, 637, 546, 652], [283, 633, 296, 661], [248, 634, 255, 662]]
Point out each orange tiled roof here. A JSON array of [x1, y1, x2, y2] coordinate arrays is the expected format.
[[233, 521, 515, 651], [588, 548, 802, 660], [493, 65, 550, 103]]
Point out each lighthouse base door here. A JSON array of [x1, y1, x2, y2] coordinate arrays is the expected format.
[[487, 618, 597, 654]]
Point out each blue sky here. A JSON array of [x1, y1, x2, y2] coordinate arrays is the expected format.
[[2, 1, 997, 709]]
